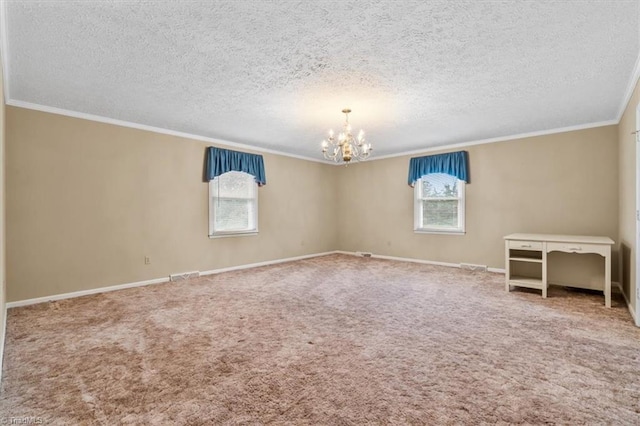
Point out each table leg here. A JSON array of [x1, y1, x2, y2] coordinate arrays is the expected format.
[[542, 244, 547, 299], [605, 248, 611, 308], [505, 241, 510, 292]]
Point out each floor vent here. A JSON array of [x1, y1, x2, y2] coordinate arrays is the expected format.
[[460, 263, 487, 272], [356, 252, 373, 258], [170, 271, 201, 281]]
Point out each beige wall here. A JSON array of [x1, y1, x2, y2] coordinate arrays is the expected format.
[[337, 126, 619, 287], [618, 78, 640, 318], [6, 106, 338, 302], [2, 106, 624, 305]]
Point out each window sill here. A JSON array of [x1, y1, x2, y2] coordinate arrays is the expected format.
[[209, 231, 258, 239], [414, 229, 465, 236]]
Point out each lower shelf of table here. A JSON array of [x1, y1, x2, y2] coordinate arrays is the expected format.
[[507, 276, 545, 290]]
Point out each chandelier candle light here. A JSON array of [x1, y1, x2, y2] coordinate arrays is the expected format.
[[321, 108, 372, 163]]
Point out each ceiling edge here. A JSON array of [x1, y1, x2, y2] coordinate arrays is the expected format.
[[6, 99, 620, 167], [615, 49, 640, 122], [364, 119, 618, 163], [6, 100, 334, 165]]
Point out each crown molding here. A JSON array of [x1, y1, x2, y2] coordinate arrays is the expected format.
[[6, 100, 333, 165], [366, 119, 618, 162], [7, 99, 619, 167], [616, 49, 640, 122]]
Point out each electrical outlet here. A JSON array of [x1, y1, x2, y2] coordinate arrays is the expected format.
[[144, 256, 151, 265]]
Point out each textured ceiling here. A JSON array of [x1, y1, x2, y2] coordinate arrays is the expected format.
[[5, 0, 640, 160]]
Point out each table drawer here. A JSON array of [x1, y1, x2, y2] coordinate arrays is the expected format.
[[546, 242, 606, 255], [508, 240, 543, 251]]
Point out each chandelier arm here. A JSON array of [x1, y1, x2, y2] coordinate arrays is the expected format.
[[351, 143, 360, 159], [323, 143, 339, 161]]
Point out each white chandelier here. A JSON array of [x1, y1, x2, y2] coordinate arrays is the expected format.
[[321, 108, 372, 163]]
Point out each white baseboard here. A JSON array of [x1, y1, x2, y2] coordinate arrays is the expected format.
[[199, 251, 336, 276], [336, 250, 503, 273], [0, 300, 6, 383], [372, 253, 460, 268], [333, 250, 357, 256], [615, 281, 637, 325], [5, 276, 170, 308], [5, 251, 337, 309]]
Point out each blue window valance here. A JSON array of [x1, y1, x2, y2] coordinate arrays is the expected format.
[[408, 150, 469, 187], [205, 146, 266, 186]]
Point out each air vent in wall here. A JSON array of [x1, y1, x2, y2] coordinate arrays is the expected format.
[[170, 271, 201, 281]]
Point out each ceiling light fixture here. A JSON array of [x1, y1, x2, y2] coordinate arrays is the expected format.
[[321, 108, 372, 164]]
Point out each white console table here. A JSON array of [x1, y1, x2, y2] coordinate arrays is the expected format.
[[504, 233, 614, 307]]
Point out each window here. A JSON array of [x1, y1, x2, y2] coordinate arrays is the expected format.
[[414, 173, 465, 234], [209, 171, 258, 237]]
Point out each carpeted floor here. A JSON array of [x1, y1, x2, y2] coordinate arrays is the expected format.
[[1, 254, 639, 424]]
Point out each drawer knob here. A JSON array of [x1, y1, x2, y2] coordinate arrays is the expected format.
[[520, 244, 531, 248]]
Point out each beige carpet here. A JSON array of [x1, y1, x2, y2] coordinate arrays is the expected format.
[[1, 254, 639, 424]]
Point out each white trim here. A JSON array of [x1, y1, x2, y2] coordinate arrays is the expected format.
[[0, 0, 10, 101], [636, 102, 640, 326], [414, 230, 465, 235], [367, 120, 618, 162], [615, 281, 637, 325], [333, 250, 358, 256], [0, 0, 7, 385], [200, 251, 336, 276], [208, 232, 258, 239], [5, 100, 333, 165], [372, 253, 461, 268], [5, 251, 337, 308], [5, 277, 170, 308], [0, 303, 6, 383], [1, 100, 624, 166], [3, 103, 621, 167], [616, 50, 640, 122], [336, 250, 505, 273]]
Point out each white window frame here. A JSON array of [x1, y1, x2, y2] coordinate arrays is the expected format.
[[209, 171, 259, 238], [414, 175, 465, 235]]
